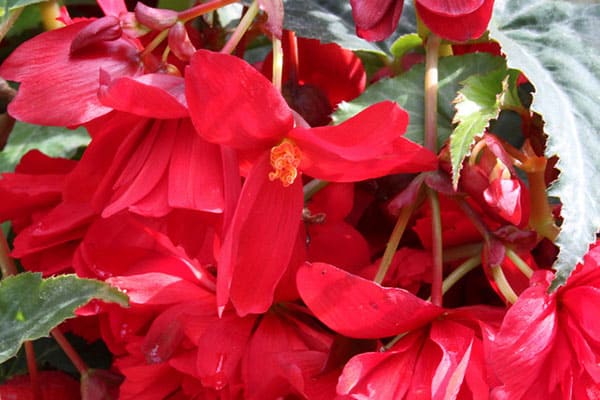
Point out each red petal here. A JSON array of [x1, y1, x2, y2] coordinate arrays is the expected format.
[[107, 273, 212, 305], [337, 331, 423, 397], [350, 0, 404, 42], [168, 120, 224, 213], [415, 0, 493, 42], [0, 22, 139, 126], [297, 262, 444, 338], [186, 50, 293, 150], [289, 101, 438, 181], [429, 320, 474, 400], [98, 73, 188, 119], [488, 273, 557, 399], [217, 153, 303, 316]]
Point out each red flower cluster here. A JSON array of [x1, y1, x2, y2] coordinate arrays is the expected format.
[[0, 0, 596, 399]]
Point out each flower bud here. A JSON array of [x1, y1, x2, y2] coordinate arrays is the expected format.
[[135, 2, 178, 31]]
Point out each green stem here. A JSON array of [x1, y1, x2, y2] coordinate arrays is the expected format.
[[178, 0, 239, 22], [220, 0, 259, 54], [424, 34, 441, 152], [505, 247, 534, 279], [492, 265, 518, 304], [442, 243, 483, 263], [52, 329, 88, 375], [442, 255, 480, 295], [303, 179, 329, 202], [140, 29, 169, 58], [0, 7, 23, 43], [374, 204, 414, 284], [427, 188, 444, 306]]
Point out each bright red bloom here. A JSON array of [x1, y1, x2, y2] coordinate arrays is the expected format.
[[415, 0, 495, 42], [0, 0, 143, 126], [487, 240, 600, 399], [185, 49, 437, 316], [297, 262, 504, 398]]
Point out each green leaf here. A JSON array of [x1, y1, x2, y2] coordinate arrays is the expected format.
[[333, 53, 506, 147], [0, 123, 90, 172], [0, 0, 44, 16], [490, 0, 600, 289], [0, 272, 128, 364], [390, 33, 422, 59], [450, 67, 508, 187], [282, 0, 383, 53]]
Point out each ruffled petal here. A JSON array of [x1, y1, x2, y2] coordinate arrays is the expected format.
[[350, 0, 404, 42]]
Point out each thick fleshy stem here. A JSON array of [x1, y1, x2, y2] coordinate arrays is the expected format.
[[303, 179, 329, 202], [374, 204, 415, 285], [140, 29, 169, 58], [52, 328, 88, 375], [492, 264, 518, 304], [423, 34, 444, 306], [427, 188, 444, 306], [441, 255, 481, 295], [0, 7, 23, 44], [383, 255, 480, 352], [178, 0, 239, 22], [220, 0, 259, 54], [424, 34, 441, 152], [271, 37, 283, 92], [505, 247, 534, 279], [442, 243, 483, 263]]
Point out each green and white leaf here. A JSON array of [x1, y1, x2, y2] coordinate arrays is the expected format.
[[490, 0, 600, 289], [282, 0, 382, 53], [0, 122, 90, 172], [450, 67, 509, 188], [333, 53, 506, 147], [0, 272, 128, 364]]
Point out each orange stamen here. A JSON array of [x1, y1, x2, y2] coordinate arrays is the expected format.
[[268, 139, 302, 186]]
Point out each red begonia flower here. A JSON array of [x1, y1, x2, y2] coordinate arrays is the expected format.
[[415, 0, 495, 42], [488, 240, 600, 398], [337, 315, 493, 399], [0, 19, 141, 126], [350, 0, 404, 42], [186, 49, 438, 181], [297, 262, 444, 338], [262, 36, 366, 126]]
